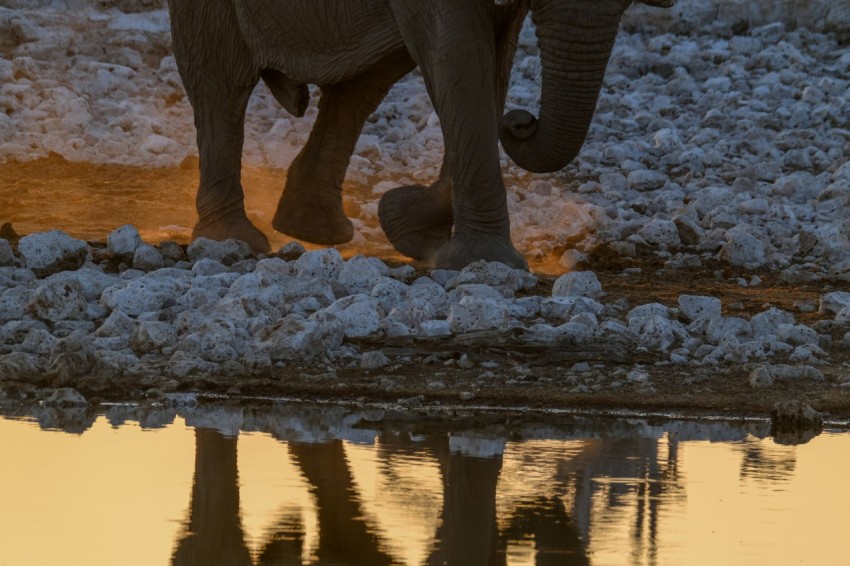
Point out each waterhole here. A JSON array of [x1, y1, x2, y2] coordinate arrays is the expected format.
[[1, 402, 847, 565]]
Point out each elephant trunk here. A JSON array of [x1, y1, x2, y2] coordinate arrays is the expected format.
[[500, 0, 625, 174]]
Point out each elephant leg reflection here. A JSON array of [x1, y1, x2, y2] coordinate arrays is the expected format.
[[273, 53, 415, 246], [257, 512, 304, 566], [427, 436, 506, 566], [288, 441, 394, 565], [502, 498, 589, 566], [171, 429, 252, 566]]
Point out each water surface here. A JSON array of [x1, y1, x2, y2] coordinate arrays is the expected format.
[[1, 402, 848, 566]]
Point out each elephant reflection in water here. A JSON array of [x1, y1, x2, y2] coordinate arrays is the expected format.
[[171, 431, 390, 566], [172, 428, 590, 565], [377, 431, 590, 566], [171, 429, 254, 566]]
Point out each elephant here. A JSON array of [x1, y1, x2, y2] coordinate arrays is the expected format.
[[167, 0, 675, 270]]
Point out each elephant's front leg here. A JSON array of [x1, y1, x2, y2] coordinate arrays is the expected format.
[[377, 167, 453, 261], [389, 0, 527, 270], [272, 55, 414, 245], [169, 0, 268, 252]]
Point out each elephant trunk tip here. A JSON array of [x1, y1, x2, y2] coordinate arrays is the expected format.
[[499, 109, 578, 174]]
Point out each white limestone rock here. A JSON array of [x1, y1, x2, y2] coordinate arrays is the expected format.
[[419, 319, 451, 337], [192, 258, 228, 276], [448, 296, 511, 333], [678, 295, 722, 322], [132, 244, 164, 271], [509, 296, 541, 319], [718, 227, 767, 267], [360, 350, 390, 370], [541, 296, 604, 321], [326, 295, 384, 339], [749, 364, 825, 389], [552, 271, 603, 299], [705, 317, 753, 346], [28, 278, 87, 322], [338, 255, 386, 294], [627, 303, 670, 321], [18, 230, 89, 275], [628, 169, 667, 191], [95, 309, 138, 338], [820, 291, 850, 315], [131, 320, 177, 354], [45, 268, 119, 301], [637, 219, 682, 248], [43, 387, 88, 408], [452, 283, 508, 302], [294, 248, 343, 280], [257, 312, 344, 361], [48, 331, 97, 379], [370, 277, 408, 313], [186, 238, 252, 266], [629, 315, 688, 352], [449, 260, 537, 293], [777, 323, 819, 346], [751, 307, 796, 338], [19, 327, 57, 356], [0, 286, 35, 322], [101, 275, 189, 317], [0, 351, 45, 381], [107, 224, 142, 256]]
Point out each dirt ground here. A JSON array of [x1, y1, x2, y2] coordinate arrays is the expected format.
[[2, 159, 850, 421]]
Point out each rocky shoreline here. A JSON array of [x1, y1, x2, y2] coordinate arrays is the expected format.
[[2, 226, 849, 420]]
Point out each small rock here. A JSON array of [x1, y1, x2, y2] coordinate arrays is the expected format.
[[637, 219, 681, 248], [132, 244, 164, 271], [628, 169, 667, 191], [718, 228, 766, 268], [43, 388, 88, 408], [820, 291, 850, 315], [448, 296, 511, 333], [107, 225, 142, 256], [552, 271, 603, 299], [770, 400, 823, 445], [18, 231, 89, 275], [294, 248, 343, 280], [277, 241, 306, 260], [360, 350, 390, 370], [459, 391, 476, 402], [187, 238, 252, 265], [158, 241, 185, 261], [678, 295, 721, 322], [28, 279, 88, 322]]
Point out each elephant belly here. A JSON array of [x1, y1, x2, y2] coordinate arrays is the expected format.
[[233, 0, 407, 84]]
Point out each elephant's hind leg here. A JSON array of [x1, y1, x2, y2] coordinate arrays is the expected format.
[[272, 54, 414, 245], [169, 0, 268, 252], [378, 169, 453, 261]]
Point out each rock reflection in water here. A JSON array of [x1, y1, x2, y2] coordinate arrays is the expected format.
[[2, 402, 849, 566]]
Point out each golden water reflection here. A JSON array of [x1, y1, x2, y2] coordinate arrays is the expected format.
[[1, 408, 848, 566]]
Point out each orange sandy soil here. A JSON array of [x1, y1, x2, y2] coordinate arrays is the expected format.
[[1, 157, 850, 420]]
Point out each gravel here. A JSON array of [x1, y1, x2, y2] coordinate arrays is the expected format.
[[1, 2, 850, 395]]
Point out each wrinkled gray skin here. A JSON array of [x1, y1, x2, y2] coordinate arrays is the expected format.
[[168, 0, 673, 269]]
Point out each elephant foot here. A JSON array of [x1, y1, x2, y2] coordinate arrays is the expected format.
[[273, 197, 353, 245], [378, 184, 453, 261], [193, 214, 270, 253], [435, 233, 528, 271]]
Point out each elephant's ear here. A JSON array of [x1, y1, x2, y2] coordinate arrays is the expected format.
[[638, 0, 676, 7]]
